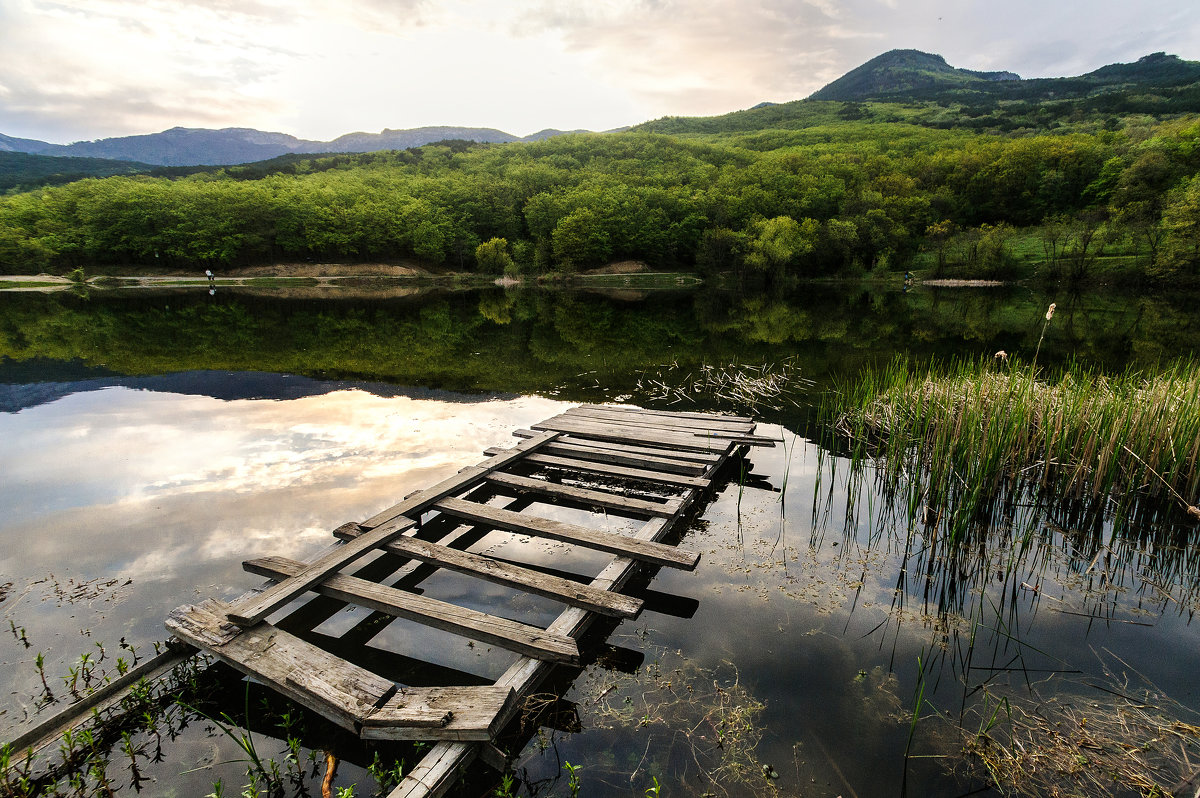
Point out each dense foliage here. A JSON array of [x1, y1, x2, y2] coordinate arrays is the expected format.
[[1, 114, 1199, 280]]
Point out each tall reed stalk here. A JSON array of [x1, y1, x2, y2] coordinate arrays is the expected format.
[[826, 356, 1200, 540]]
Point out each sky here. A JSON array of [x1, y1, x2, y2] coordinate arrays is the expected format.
[[1, 0, 1198, 144]]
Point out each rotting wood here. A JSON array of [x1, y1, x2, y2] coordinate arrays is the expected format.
[[555, 409, 779, 445], [361, 431, 560, 530], [513, 429, 723, 464], [531, 416, 734, 453], [225, 518, 416, 626], [513, 452, 708, 488], [168, 600, 398, 731], [332, 525, 643, 618], [362, 686, 517, 742], [3, 645, 195, 760], [485, 471, 683, 518], [435, 496, 700, 570], [243, 556, 581, 665]]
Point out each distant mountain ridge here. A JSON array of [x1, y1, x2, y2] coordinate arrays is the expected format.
[[0, 125, 589, 167], [808, 49, 1200, 103]]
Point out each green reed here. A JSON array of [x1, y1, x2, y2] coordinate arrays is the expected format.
[[824, 356, 1200, 541]]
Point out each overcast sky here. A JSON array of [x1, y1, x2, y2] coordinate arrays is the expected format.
[[2, 0, 1198, 144]]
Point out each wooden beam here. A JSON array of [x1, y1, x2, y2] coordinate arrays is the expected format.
[[485, 472, 682, 518], [361, 431, 560, 530], [434, 497, 699, 570], [332, 526, 643, 618], [513, 429, 722, 464], [362, 687, 517, 742], [556, 410, 779, 445], [243, 556, 580, 665], [167, 600, 399, 731], [531, 416, 733, 454], [516, 452, 708, 488], [225, 517, 416, 627]]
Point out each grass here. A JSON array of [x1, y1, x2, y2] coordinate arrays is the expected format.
[[825, 356, 1200, 540]]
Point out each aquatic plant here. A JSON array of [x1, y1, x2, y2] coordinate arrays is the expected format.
[[826, 355, 1200, 539]]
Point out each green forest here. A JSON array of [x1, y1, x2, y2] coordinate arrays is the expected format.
[[2, 108, 1199, 282]]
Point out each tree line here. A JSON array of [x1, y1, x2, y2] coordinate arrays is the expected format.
[[0, 117, 1198, 280]]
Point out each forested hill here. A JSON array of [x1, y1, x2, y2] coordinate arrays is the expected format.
[[0, 151, 151, 192], [638, 51, 1200, 135], [810, 49, 1021, 101]]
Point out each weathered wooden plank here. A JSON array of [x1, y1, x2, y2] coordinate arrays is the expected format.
[[513, 430, 721, 467], [386, 742, 479, 798], [3, 646, 195, 760], [565, 406, 756, 434], [166, 600, 398, 731], [485, 471, 682, 518], [539, 442, 712, 476], [518, 452, 708, 488], [332, 526, 643, 618], [361, 431, 560, 530], [485, 445, 709, 478], [363, 686, 517, 742], [552, 411, 779, 445], [579, 403, 753, 424], [225, 516, 417, 626], [434, 496, 699, 570], [531, 416, 733, 454], [244, 556, 580, 665]]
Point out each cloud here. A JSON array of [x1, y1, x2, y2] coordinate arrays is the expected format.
[[0, 0, 1197, 142]]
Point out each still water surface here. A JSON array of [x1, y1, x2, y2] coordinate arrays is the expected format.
[[1, 283, 1197, 797]]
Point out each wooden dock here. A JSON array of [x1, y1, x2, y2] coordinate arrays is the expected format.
[[163, 404, 774, 797]]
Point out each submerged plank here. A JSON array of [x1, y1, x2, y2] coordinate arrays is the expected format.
[[363, 686, 517, 742], [225, 517, 417, 627], [531, 416, 733, 454], [486, 472, 682, 518], [333, 526, 643, 618], [167, 600, 398, 731], [244, 556, 580, 665], [518, 452, 708, 488], [362, 431, 560, 530], [434, 496, 699, 570]]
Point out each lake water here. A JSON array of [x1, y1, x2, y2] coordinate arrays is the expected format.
[[1, 282, 1198, 797]]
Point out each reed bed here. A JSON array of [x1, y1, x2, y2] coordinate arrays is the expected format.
[[826, 357, 1200, 539]]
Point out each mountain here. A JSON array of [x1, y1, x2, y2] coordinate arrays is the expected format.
[[0, 125, 584, 167], [810, 49, 1020, 101], [0, 132, 56, 155], [636, 50, 1200, 135]]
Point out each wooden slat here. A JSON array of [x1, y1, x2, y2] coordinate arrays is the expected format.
[[363, 687, 518, 742], [579, 403, 753, 424], [361, 431, 560, 530], [519, 452, 708, 488], [167, 600, 400, 731], [486, 445, 709, 479], [531, 416, 733, 453], [387, 742, 479, 798], [333, 526, 643, 618], [225, 517, 417, 626], [434, 497, 699, 570], [244, 556, 580, 664], [486, 471, 682, 518], [514, 430, 721, 466], [542, 442, 711, 476], [565, 406, 756, 433], [553, 411, 779, 445]]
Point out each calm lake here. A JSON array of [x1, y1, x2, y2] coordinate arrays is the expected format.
[[1, 281, 1198, 797]]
